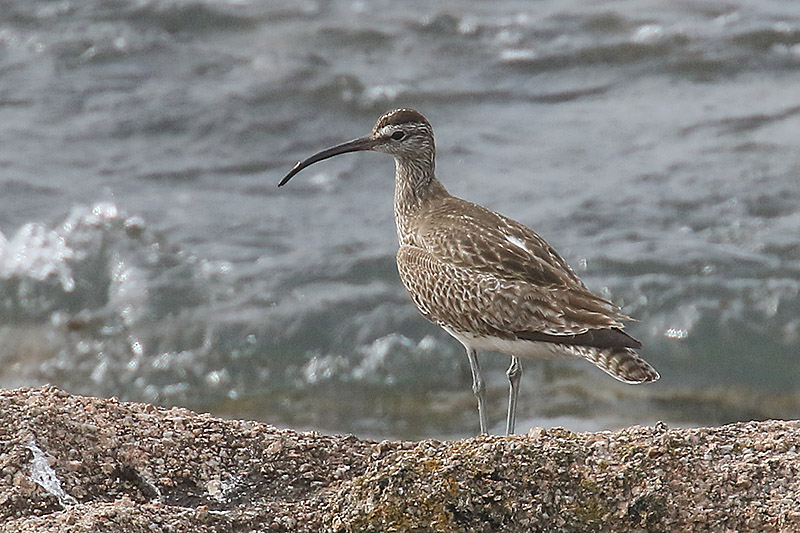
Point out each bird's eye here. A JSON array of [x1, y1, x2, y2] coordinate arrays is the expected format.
[[391, 131, 406, 141]]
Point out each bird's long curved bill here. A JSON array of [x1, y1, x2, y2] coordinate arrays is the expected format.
[[278, 136, 376, 187]]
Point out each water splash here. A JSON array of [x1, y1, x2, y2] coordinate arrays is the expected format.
[[0, 222, 75, 292]]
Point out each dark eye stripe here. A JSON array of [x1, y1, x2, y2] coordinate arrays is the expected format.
[[391, 131, 406, 141]]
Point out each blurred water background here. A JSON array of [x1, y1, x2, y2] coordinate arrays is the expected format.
[[1, 0, 799, 439]]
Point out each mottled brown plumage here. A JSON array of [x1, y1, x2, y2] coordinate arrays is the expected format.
[[279, 108, 659, 435]]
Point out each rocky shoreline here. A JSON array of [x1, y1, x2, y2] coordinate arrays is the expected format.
[[1, 386, 798, 532]]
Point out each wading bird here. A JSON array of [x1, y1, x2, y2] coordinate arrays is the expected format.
[[279, 109, 659, 435]]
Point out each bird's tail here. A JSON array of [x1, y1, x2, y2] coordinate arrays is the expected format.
[[571, 346, 660, 384]]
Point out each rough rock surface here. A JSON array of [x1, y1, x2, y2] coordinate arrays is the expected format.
[[1, 386, 799, 532]]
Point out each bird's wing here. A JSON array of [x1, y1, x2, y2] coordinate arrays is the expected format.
[[415, 196, 585, 287], [403, 196, 634, 343]]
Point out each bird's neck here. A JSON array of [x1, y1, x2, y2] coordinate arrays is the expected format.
[[393, 157, 447, 245]]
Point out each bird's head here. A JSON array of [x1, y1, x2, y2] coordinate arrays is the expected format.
[[278, 108, 435, 187]]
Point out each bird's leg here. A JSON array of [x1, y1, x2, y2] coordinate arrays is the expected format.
[[466, 348, 489, 435], [505, 356, 522, 435]]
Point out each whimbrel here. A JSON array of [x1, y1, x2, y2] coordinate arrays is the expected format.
[[279, 109, 659, 435]]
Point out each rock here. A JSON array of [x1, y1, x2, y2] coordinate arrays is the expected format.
[[0, 386, 799, 532]]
